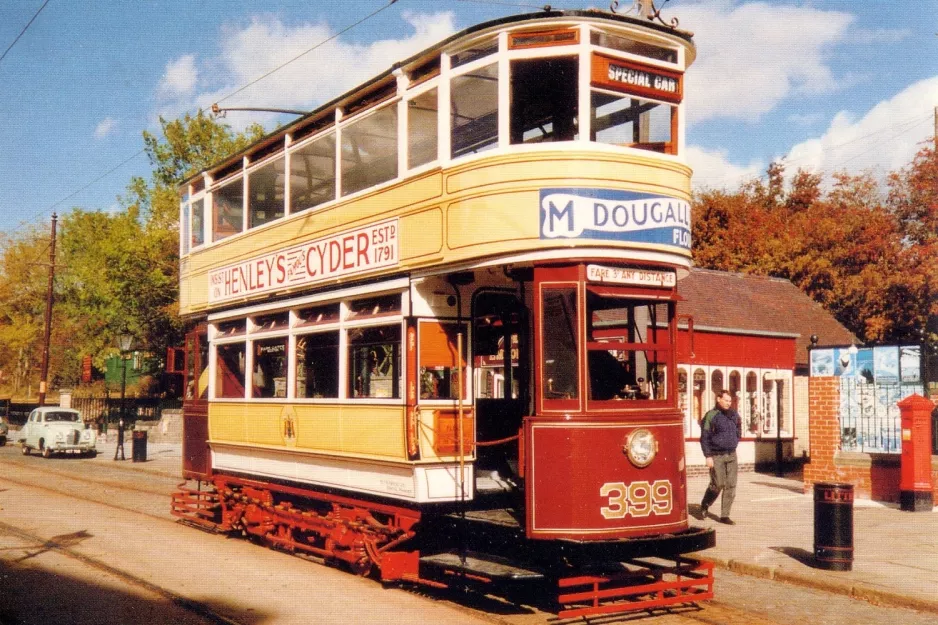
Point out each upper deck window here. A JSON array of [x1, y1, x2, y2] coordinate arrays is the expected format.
[[450, 37, 498, 68], [591, 31, 676, 64], [191, 198, 205, 248], [248, 155, 285, 229], [213, 177, 244, 242], [451, 63, 498, 158], [509, 28, 578, 50], [407, 88, 439, 169], [591, 90, 674, 153], [510, 57, 578, 144], [341, 104, 398, 197], [290, 130, 337, 213]]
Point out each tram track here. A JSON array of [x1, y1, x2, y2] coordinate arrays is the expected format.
[[0, 519, 248, 625]]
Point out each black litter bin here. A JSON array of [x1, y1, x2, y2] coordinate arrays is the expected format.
[[814, 482, 854, 571], [131, 430, 147, 463]]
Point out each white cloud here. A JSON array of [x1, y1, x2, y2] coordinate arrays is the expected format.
[[94, 117, 117, 139], [159, 54, 198, 98], [687, 144, 764, 190], [782, 76, 938, 179], [157, 11, 457, 129], [680, 1, 854, 124]]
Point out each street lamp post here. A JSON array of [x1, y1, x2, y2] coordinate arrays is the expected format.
[[117, 333, 134, 432]]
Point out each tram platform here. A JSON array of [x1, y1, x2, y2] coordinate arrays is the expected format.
[[91, 439, 938, 614]]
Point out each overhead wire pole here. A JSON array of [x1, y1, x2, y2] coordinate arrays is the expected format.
[[38, 212, 57, 407]]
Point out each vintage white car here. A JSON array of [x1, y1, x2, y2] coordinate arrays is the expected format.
[[18, 407, 96, 458]]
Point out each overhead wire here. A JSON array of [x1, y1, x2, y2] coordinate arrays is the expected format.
[[0, 0, 51, 65], [6, 0, 402, 239]]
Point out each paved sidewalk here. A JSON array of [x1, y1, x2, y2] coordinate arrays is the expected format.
[[688, 470, 938, 613], [94, 438, 938, 613]]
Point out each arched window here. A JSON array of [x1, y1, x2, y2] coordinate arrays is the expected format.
[[762, 372, 776, 435], [728, 370, 741, 413], [745, 371, 760, 435], [678, 368, 689, 435], [692, 368, 706, 434]]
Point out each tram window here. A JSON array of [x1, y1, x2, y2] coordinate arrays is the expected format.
[[541, 288, 578, 400], [408, 88, 438, 169], [181, 200, 190, 256], [341, 105, 398, 197], [290, 131, 336, 213], [253, 312, 289, 333], [419, 321, 468, 400], [296, 331, 339, 398], [213, 177, 244, 241], [347, 294, 401, 319], [216, 319, 246, 338], [451, 63, 498, 158], [347, 325, 401, 399], [591, 91, 674, 153], [296, 303, 340, 327], [191, 198, 205, 248], [587, 294, 670, 402], [510, 57, 578, 144], [248, 155, 285, 229], [590, 31, 677, 64], [253, 337, 287, 398], [215, 342, 246, 399], [450, 38, 497, 68]]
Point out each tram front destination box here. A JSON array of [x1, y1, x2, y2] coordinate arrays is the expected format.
[[813, 482, 854, 571]]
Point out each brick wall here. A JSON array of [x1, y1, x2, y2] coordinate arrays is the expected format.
[[804, 377, 938, 502]]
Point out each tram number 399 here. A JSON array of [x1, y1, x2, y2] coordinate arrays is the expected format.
[[600, 480, 673, 519]]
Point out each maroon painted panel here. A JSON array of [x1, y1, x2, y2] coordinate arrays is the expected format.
[[525, 417, 688, 539], [677, 329, 795, 370], [182, 400, 211, 479]]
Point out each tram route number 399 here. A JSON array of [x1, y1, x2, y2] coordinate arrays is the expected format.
[[600, 480, 673, 519]]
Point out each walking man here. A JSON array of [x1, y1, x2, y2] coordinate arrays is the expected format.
[[699, 390, 741, 525], [113, 418, 126, 461]]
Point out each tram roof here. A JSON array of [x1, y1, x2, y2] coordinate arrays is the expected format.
[[182, 9, 695, 188]]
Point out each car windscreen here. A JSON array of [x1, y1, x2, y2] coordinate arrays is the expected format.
[[45, 412, 80, 423]]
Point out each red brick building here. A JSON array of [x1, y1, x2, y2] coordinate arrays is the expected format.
[[677, 269, 858, 472]]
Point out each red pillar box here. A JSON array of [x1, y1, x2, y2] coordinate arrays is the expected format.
[[897, 394, 935, 512]]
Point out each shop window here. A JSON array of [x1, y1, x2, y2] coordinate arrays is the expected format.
[[541, 288, 578, 400], [341, 105, 398, 197], [191, 198, 204, 248], [510, 57, 578, 144], [420, 321, 468, 400], [216, 342, 246, 399], [248, 156, 286, 229], [253, 337, 287, 398], [290, 131, 336, 212], [408, 88, 438, 169], [591, 90, 673, 152], [296, 331, 339, 398], [745, 371, 760, 435], [451, 63, 498, 158], [213, 177, 244, 241], [348, 325, 401, 398]]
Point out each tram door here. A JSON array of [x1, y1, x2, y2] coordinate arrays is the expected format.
[[472, 291, 529, 479], [181, 324, 210, 479]]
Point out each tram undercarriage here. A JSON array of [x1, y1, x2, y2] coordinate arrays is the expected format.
[[172, 473, 714, 618]]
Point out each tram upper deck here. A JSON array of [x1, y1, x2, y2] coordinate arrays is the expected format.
[[178, 10, 696, 317]]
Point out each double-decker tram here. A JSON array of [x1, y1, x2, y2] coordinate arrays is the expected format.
[[172, 7, 714, 617]]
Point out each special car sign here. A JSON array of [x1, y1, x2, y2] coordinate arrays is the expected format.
[[208, 219, 399, 303]]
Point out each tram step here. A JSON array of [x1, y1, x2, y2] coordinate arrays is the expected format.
[[420, 552, 544, 581]]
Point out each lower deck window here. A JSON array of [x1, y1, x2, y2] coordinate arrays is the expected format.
[[253, 337, 287, 398], [296, 331, 339, 398], [348, 325, 401, 398], [216, 343, 246, 399]]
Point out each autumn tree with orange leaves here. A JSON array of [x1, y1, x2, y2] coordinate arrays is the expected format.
[[692, 145, 937, 346]]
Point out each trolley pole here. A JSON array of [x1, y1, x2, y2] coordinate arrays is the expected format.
[[38, 212, 57, 407]]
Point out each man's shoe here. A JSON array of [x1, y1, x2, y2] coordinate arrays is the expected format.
[[699, 504, 709, 519], [718, 517, 735, 525]]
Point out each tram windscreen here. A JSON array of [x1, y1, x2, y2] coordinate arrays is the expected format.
[[587, 291, 671, 402]]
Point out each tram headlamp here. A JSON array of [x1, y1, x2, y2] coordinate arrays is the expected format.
[[625, 429, 657, 467]]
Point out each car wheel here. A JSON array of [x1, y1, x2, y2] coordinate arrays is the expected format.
[[21, 444, 30, 456], [41, 445, 52, 459], [0, 436, 6, 446]]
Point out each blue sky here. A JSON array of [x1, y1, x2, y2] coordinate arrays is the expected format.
[[1, 0, 935, 236]]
